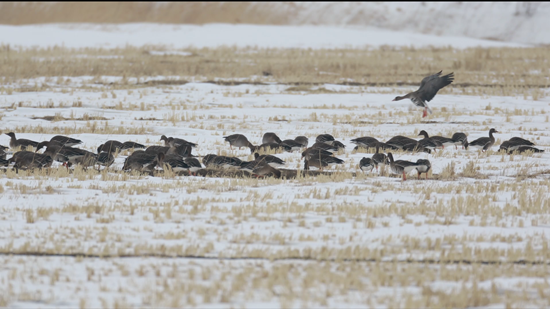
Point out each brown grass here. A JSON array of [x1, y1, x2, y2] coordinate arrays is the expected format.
[[0, 46, 548, 98]]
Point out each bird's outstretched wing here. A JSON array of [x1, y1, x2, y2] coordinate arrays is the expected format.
[[417, 71, 454, 102]]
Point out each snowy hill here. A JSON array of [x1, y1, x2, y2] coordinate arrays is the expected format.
[[254, 2, 549, 46]]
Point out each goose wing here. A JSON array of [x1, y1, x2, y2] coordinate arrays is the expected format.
[[417, 71, 454, 102]]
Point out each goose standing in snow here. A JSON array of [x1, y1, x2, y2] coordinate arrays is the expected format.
[[385, 135, 418, 150], [499, 137, 535, 152], [415, 159, 431, 180], [294, 136, 309, 148], [8, 151, 53, 171], [160, 135, 197, 148], [223, 134, 253, 150], [451, 132, 468, 149], [350, 136, 379, 149], [418, 130, 454, 149], [467, 128, 499, 152], [251, 162, 282, 178], [0, 145, 7, 160], [371, 144, 389, 172], [5, 132, 39, 150], [316, 134, 335, 145], [393, 71, 454, 118], [280, 139, 304, 152], [387, 152, 420, 181], [304, 155, 344, 171], [262, 132, 283, 144], [50, 135, 83, 147]]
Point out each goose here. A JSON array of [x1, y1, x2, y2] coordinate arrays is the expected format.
[[165, 143, 193, 157], [294, 136, 309, 148], [507, 146, 544, 154], [402, 142, 432, 154], [121, 141, 146, 150], [333, 141, 346, 152], [37, 141, 92, 167], [122, 151, 158, 172], [467, 128, 499, 152], [509, 137, 535, 146], [304, 155, 344, 171], [451, 132, 468, 149], [223, 134, 253, 150], [5, 132, 39, 150], [252, 163, 282, 178], [415, 159, 431, 180], [50, 135, 83, 147], [8, 151, 53, 171], [240, 160, 263, 173], [202, 154, 219, 167], [253, 153, 285, 168], [262, 132, 282, 144], [249, 143, 289, 154], [316, 134, 335, 145], [354, 142, 399, 152], [280, 139, 303, 152], [204, 155, 242, 169], [418, 130, 454, 149], [183, 157, 203, 175], [310, 142, 340, 153], [359, 157, 375, 172], [96, 152, 115, 169], [145, 145, 170, 155], [387, 152, 419, 181], [65, 152, 100, 170], [160, 135, 197, 148], [371, 144, 389, 171], [156, 153, 190, 173], [97, 140, 123, 154], [301, 148, 333, 160], [416, 135, 439, 152], [392, 71, 454, 118], [350, 136, 379, 149], [499, 137, 535, 152], [0, 145, 7, 160], [386, 136, 418, 150]]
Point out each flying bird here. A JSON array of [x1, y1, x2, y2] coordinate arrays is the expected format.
[[393, 71, 454, 118]]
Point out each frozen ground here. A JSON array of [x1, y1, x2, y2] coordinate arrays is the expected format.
[[1, 78, 550, 307], [0, 24, 550, 308]]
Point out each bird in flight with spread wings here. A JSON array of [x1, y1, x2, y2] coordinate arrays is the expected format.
[[392, 71, 454, 118]]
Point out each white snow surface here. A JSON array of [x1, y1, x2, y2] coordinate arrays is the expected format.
[[0, 23, 549, 307], [1, 78, 550, 307], [0, 23, 528, 50]]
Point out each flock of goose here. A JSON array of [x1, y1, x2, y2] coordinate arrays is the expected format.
[[0, 127, 544, 181], [0, 70, 545, 180]]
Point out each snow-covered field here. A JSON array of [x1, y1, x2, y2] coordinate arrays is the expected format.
[[1, 24, 550, 308]]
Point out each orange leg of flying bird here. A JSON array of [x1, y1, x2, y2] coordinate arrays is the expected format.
[[422, 108, 428, 118], [402, 171, 407, 181]]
